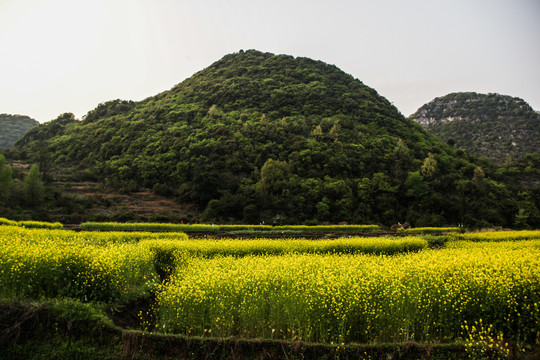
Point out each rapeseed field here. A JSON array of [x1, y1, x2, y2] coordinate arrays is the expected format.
[[1, 224, 538, 351]]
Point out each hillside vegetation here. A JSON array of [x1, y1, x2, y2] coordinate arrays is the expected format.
[[0, 114, 38, 149], [6, 51, 540, 227], [409, 92, 540, 163]]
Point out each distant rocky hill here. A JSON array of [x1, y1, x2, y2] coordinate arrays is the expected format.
[[409, 92, 540, 163], [0, 114, 39, 149]]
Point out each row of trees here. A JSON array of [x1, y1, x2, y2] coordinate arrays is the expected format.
[[0, 154, 45, 209]]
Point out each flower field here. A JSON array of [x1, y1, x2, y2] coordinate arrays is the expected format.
[[404, 226, 461, 234], [0, 217, 63, 229], [157, 240, 540, 345], [0, 226, 161, 301], [455, 230, 540, 242], [0, 226, 424, 301], [1, 224, 539, 354], [79, 221, 380, 233]]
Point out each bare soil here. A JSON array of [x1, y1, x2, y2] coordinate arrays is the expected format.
[[54, 180, 198, 223]]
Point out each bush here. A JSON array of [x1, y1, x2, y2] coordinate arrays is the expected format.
[[0, 218, 63, 229], [18, 220, 64, 229], [0, 217, 18, 226]]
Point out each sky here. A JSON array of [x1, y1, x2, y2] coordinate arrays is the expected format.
[[1, 0, 539, 123]]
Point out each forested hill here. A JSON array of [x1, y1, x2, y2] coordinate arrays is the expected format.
[[409, 92, 540, 163], [0, 114, 39, 149], [9, 50, 540, 227]]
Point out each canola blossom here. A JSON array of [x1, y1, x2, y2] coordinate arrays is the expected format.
[[0, 227, 423, 302], [404, 227, 461, 233], [455, 230, 540, 242], [157, 241, 540, 345], [138, 236, 428, 258], [1, 225, 539, 348], [0, 217, 63, 229], [0, 226, 162, 301]]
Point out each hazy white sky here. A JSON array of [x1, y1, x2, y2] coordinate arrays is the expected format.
[[1, 0, 539, 123]]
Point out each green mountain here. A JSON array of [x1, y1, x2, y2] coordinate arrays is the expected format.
[[0, 114, 39, 149], [409, 92, 540, 163], [9, 51, 540, 227]]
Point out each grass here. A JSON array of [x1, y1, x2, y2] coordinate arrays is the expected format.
[[79, 221, 380, 233]]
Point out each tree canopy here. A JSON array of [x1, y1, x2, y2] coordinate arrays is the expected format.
[[9, 51, 540, 227], [409, 92, 540, 163]]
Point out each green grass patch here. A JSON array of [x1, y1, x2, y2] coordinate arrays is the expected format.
[[80, 221, 379, 233], [404, 227, 461, 234]]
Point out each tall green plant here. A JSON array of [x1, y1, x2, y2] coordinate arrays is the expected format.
[[24, 164, 44, 205], [0, 154, 13, 205]]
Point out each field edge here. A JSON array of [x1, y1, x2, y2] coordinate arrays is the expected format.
[[3, 299, 537, 360]]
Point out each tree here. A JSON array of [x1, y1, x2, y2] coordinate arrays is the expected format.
[[31, 141, 52, 179], [514, 208, 529, 229], [312, 124, 323, 138], [404, 171, 429, 200], [208, 104, 224, 118], [357, 173, 398, 224], [24, 164, 45, 205], [256, 159, 291, 218], [256, 159, 289, 195], [421, 153, 437, 179], [329, 121, 340, 142], [316, 196, 330, 220], [0, 154, 13, 205], [260, 113, 269, 126], [392, 138, 413, 179], [473, 166, 485, 182]]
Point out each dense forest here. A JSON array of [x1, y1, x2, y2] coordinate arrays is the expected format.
[[4, 50, 540, 227], [409, 92, 540, 163], [0, 114, 39, 149]]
